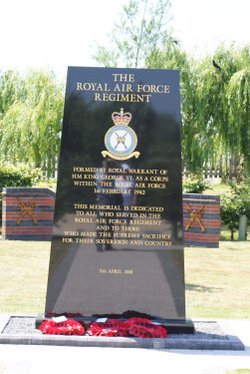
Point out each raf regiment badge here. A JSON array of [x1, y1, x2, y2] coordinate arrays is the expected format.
[[102, 108, 140, 161]]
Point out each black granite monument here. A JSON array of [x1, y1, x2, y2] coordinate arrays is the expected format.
[[44, 67, 192, 331]]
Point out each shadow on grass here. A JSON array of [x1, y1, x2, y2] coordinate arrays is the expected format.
[[185, 283, 222, 292], [220, 241, 250, 250]]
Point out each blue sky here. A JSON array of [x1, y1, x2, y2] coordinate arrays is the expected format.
[[0, 0, 249, 78]]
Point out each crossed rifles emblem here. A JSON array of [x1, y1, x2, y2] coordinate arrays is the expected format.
[[185, 204, 206, 232], [16, 199, 38, 225]]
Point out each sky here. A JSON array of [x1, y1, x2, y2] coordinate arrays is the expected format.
[[0, 0, 249, 78]]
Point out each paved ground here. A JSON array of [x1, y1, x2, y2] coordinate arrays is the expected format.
[[0, 320, 249, 374]]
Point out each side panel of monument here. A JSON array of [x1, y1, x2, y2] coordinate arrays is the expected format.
[[45, 67, 186, 321]]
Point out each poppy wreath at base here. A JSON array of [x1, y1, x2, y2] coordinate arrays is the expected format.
[[39, 317, 167, 338], [39, 319, 85, 335], [86, 317, 167, 338]]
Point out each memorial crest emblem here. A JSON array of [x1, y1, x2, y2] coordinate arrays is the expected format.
[[102, 108, 140, 161]]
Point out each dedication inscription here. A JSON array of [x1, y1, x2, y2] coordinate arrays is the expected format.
[[45, 67, 186, 320]]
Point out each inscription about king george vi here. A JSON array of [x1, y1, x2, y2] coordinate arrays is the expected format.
[[62, 163, 173, 249], [76, 73, 170, 103]]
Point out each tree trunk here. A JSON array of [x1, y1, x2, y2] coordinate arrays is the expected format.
[[230, 230, 234, 241]]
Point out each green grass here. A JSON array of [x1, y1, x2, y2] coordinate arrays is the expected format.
[[0, 240, 50, 314], [204, 182, 231, 196], [0, 240, 250, 318], [185, 241, 250, 319]]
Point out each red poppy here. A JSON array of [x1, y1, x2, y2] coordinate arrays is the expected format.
[[86, 317, 167, 338], [39, 319, 85, 336]]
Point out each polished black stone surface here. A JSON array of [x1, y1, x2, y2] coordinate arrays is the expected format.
[[45, 67, 186, 320]]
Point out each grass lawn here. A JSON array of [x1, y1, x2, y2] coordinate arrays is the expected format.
[[185, 241, 250, 319], [0, 240, 50, 314], [0, 239, 249, 319], [204, 181, 231, 196]]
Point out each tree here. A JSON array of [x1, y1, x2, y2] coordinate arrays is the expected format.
[[146, 41, 207, 172], [227, 63, 250, 174], [93, 0, 173, 68], [0, 69, 64, 177], [221, 180, 250, 240], [195, 44, 250, 178], [0, 70, 25, 117], [145, 43, 250, 177]]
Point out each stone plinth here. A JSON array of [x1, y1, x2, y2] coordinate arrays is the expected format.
[[183, 193, 220, 248], [2, 188, 55, 241]]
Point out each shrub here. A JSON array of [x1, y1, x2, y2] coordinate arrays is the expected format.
[[221, 180, 250, 240], [221, 196, 240, 240], [0, 163, 43, 228], [183, 174, 210, 193], [0, 163, 42, 189], [230, 181, 250, 218]]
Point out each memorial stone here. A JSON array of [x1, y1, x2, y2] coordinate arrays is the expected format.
[[45, 67, 192, 330]]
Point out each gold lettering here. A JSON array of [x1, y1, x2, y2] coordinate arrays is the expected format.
[[74, 238, 94, 244], [94, 92, 151, 103], [137, 84, 170, 94], [76, 82, 110, 91], [112, 73, 135, 82], [113, 83, 133, 92], [99, 268, 133, 275], [76, 82, 83, 90]]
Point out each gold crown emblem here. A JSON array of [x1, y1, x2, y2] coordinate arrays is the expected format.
[[111, 108, 132, 126]]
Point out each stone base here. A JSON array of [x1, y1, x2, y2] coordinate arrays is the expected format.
[[0, 316, 245, 351], [36, 313, 194, 334]]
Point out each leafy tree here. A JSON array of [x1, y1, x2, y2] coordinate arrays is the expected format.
[[94, 0, 250, 178], [148, 43, 250, 177], [146, 42, 205, 172], [221, 195, 240, 240], [227, 64, 250, 174], [93, 0, 173, 68], [0, 69, 64, 177], [194, 44, 250, 178], [221, 180, 250, 240], [0, 70, 25, 117]]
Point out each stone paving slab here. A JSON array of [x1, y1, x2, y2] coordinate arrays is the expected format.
[[0, 333, 245, 350], [0, 316, 245, 350], [0, 315, 11, 333]]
